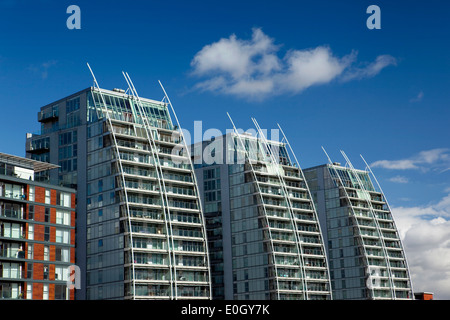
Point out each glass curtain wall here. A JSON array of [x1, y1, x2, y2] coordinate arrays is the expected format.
[[85, 89, 211, 300], [323, 164, 413, 300], [229, 134, 331, 300]]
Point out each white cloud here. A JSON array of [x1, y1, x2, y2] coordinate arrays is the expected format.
[[341, 54, 397, 81], [27, 60, 57, 80], [392, 193, 450, 299], [389, 175, 409, 183], [371, 148, 450, 172], [277, 46, 354, 94], [410, 91, 424, 103], [191, 28, 279, 81], [371, 159, 418, 170], [190, 28, 396, 99]]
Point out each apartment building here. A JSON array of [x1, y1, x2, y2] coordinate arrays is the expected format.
[[303, 158, 413, 300], [192, 129, 332, 300], [26, 83, 211, 300], [0, 152, 76, 300]]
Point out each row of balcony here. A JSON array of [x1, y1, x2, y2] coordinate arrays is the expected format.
[[126, 209, 202, 225]]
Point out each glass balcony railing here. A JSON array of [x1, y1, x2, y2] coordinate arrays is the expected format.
[[121, 166, 157, 178], [278, 282, 303, 291], [303, 248, 324, 256], [175, 257, 207, 267], [0, 249, 25, 259], [270, 232, 295, 242], [304, 259, 326, 268], [38, 109, 59, 122], [301, 235, 322, 244], [297, 224, 318, 233], [130, 224, 165, 236], [290, 202, 312, 211], [177, 287, 209, 298], [127, 195, 162, 206], [265, 210, 289, 219], [125, 181, 157, 191], [128, 209, 163, 220], [2, 191, 26, 201], [168, 200, 198, 210], [275, 257, 299, 266], [132, 286, 170, 297], [269, 221, 293, 230], [171, 214, 201, 224], [0, 231, 25, 240], [0, 209, 24, 220], [278, 270, 301, 278], [295, 213, 315, 221], [171, 228, 204, 238], [166, 186, 195, 197]]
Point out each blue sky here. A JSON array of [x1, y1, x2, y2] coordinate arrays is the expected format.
[[1, 0, 450, 298]]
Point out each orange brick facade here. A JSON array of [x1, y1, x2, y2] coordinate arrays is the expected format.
[[22, 184, 76, 300]]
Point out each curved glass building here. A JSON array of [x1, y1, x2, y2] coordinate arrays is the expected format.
[[192, 126, 332, 300], [303, 154, 413, 300], [26, 83, 211, 300]]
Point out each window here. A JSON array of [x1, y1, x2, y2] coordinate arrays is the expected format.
[[3, 223, 22, 239], [55, 267, 68, 281], [66, 97, 80, 113], [55, 285, 67, 300], [44, 246, 49, 261], [43, 284, 49, 300], [3, 183, 22, 199], [29, 186, 35, 201], [26, 283, 33, 300], [27, 244, 33, 260], [2, 262, 20, 278], [27, 263, 33, 279], [56, 228, 70, 244], [28, 224, 34, 240], [28, 205, 34, 220], [57, 191, 72, 207], [45, 208, 50, 223], [55, 247, 69, 262], [56, 210, 70, 225], [45, 189, 51, 204], [43, 265, 49, 280], [44, 226, 50, 242]]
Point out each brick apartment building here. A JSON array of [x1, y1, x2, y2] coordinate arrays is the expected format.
[[0, 152, 76, 299]]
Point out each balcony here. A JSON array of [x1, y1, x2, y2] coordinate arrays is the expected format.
[[26, 139, 50, 154], [38, 108, 58, 123], [176, 286, 210, 299], [168, 200, 198, 211], [303, 248, 324, 256], [171, 227, 204, 239], [0, 208, 24, 220], [0, 229, 26, 241], [128, 209, 164, 221], [171, 213, 201, 225]]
